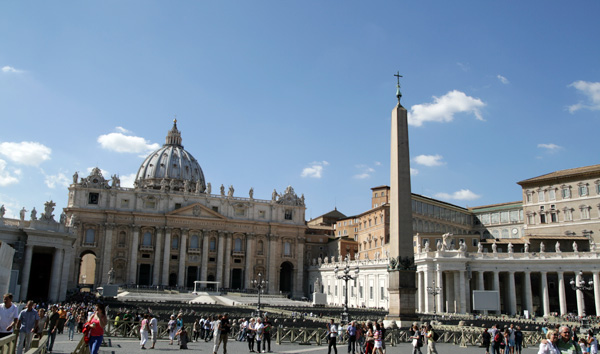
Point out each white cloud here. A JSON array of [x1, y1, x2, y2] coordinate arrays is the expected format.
[[301, 161, 329, 178], [374, 161, 381, 166], [414, 154, 445, 167], [353, 165, 375, 179], [410, 168, 419, 176], [97, 130, 160, 154], [538, 143, 562, 151], [1, 66, 22, 73], [0, 195, 22, 219], [497, 75, 510, 84], [407, 90, 486, 127], [0, 159, 19, 186], [44, 172, 70, 189], [434, 189, 481, 201], [115, 126, 131, 134], [568, 81, 600, 112], [457, 62, 470, 72], [120, 173, 137, 188], [0, 141, 51, 166]]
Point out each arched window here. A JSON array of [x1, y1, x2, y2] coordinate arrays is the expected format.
[[190, 235, 199, 249], [118, 231, 126, 247], [85, 229, 95, 244], [234, 238, 242, 252], [209, 237, 216, 251], [257, 240, 264, 254], [171, 235, 179, 250], [284, 242, 291, 256], [142, 232, 152, 246]]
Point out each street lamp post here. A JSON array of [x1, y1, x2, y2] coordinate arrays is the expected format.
[[252, 272, 268, 318], [570, 270, 593, 331], [334, 257, 359, 325], [427, 279, 442, 319]]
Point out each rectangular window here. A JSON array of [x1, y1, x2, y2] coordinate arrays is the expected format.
[[509, 211, 519, 222], [549, 189, 556, 200], [538, 191, 545, 202], [526, 193, 532, 203], [551, 213, 557, 223], [562, 188, 571, 199], [335, 285, 338, 296], [527, 214, 535, 225], [212, 206, 219, 213], [579, 185, 588, 197], [259, 210, 266, 218], [235, 208, 244, 216], [540, 214, 546, 224], [88, 192, 99, 205], [380, 286, 385, 300], [145, 199, 155, 208], [174, 203, 182, 209], [491, 213, 499, 223], [500, 212, 509, 223], [328, 285, 331, 295], [120, 199, 129, 208], [564, 209, 573, 221], [472, 239, 479, 247], [359, 284, 363, 298], [284, 209, 293, 220], [582, 208, 590, 219], [370, 286, 374, 300]]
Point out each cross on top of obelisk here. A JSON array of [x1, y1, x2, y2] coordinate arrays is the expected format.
[[394, 71, 403, 103]]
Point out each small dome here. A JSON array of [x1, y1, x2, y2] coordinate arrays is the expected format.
[[134, 120, 206, 192]]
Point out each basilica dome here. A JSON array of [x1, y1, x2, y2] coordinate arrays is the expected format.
[[134, 120, 206, 192]]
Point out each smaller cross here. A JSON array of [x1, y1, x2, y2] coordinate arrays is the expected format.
[[394, 71, 403, 86], [394, 71, 403, 103]]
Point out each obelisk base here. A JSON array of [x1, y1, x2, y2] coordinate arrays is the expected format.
[[386, 270, 418, 328]]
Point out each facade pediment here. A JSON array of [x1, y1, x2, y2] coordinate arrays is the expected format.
[[167, 203, 227, 220]]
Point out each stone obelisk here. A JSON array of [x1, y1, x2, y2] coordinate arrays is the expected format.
[[387, 73, 417, 324]]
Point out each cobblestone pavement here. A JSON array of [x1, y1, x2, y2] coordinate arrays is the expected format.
[[51, 332, 541, 354]]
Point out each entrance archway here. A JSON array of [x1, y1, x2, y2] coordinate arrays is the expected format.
[[28, 252, 52, 301], [187, 267, 198, 288], [79, 252, 97, 286], [231, 269, 243, 290], [169, 273, 177, 287], [207, 275, 215, 290], [139, 264, 152, 286], [279, 262, 294, 293]]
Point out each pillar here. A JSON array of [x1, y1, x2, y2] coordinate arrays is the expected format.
[[49, 248, 64, 302], [453, 271, 460, 313], [459, 270, 467, 314], [216, 231, 225, 286], [178, 230, 188, 287], [523, 271, 533, 315], [59, 248, 73, 302], [101, 224, 114, 284], [507, 271, 516, 315], [558, 271, 567, 316], [576, 271, 585, 317], [201, 230, 208, 282], [594, 272, 600, 316], [417, 271, 424, 313], [493, 270, 500, 314], [152, 228, 163, 286], [436, 267, 444, 314], [295, 238, 305, 298], [423, 267, 432, 313], [129, 226, 140, 284], [244, 234, 254, 288], [478, 271, 485, 290], [223, 233, 232, 289], [445, 271, 454, 313], [541, 271, 550, 317], [20, 245, 33, 301], [162, 228, 172, 285]]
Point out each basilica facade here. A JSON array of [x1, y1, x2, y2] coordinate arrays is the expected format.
[[64, 121, 307, 297]]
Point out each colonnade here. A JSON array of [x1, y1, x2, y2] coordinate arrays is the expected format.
[[21, 244, 72, 302]]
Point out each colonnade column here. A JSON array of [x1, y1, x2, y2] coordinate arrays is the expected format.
[[445, 272, 454, 313], [49, 248, 64, 302], [129, 226, 140, 284], [436, 267, 444, 314], [507, 271, 516, 315], [152, 228, 163, 286], [459, 270, 467, 314], [593, 272, 600, 316], [478, 271, 485, 290], [59, 248, 73, 302], [216, 232, 225, 286], [523, 271, 533, 315], [200, 230, 208, 282], [417, 271, 424, 313], [493, 271, 500, 314], [541, 271, 550, 317], [423, 268, 432, 313], [162, 228, 172, 285], [223, 233, 232, 289], [20, 245, 33, 301], [295, 239, 305, 298], [101, 223, 114, 284], [558, 271, 567, 316], [453, 271, 460, 313], [244, 234, 253, 288], [178, 230, 188, 287], [576, 271, 585, 317]]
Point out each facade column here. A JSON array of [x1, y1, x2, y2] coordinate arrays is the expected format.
[[576, 271, 585, 317], [436, 267, 444, 314], [540, 271, 550, 317], [49, 248, 64, 302], [453, 271, 460, 313], [478, 271, 485, 290], [152, 228, 163, 286], [216, 231, 225, 286], [162, 228, 172, 286], [593, 272, 600, 316], [557, 271, 567, 316], [459, 270, 467, 314], [20, 245, 34, 301], [423, 267, 432, 313], [178, 230, 188, 287], [445, 272, 454, 313], [417, 271, 424, 313], [507, 271, 516, 315], [244, 234, 254, 289], [523, 271, 533, 315], [200, 230, 208, 282], [295, 238, 305, 298], [101, 223, 114, 284], [128, 226, 140, 284], [223, 233, 232, 289], [59, 248, 73, 302], [493, 270, 500, 314]]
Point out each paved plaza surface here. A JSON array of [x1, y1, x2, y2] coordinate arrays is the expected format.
[[50, 332, 542, 354]]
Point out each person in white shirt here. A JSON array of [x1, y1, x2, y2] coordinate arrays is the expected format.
[[327, 319, 338, 354], [0, 293, 18, 339], [149, 314, 158, 349], [588, 330, 598, 354], [212, 314, 222, 354]]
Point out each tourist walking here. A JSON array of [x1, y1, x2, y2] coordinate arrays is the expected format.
[[262, 318, 272, 353], [426, 325, 438, 354], [176, 325, 189, 349], [36, 309, 47, 339], [347, 321, 357, 354], [216, 313, 230, 354], [140, 314, 149, 349], [0, 293, 18, 339], [66, 311, 76, 341], [46, 305, 60, 352], [211, 314, 222, 354], [482, 327, 492, 354], [327, 318, 338, 354], [247, 318, 256, 352], [410, 324, 423, 354], [16, 301, 39, 354], [256, 317, 264, 353], [515, 326, 523, 354], [193, 319, 200, 342], [365, 322, 375, 354], [88, 304, 108, 354], [373, 322, 384, 354], [149, 314, 158, 349], [168, 315, 177, 345]]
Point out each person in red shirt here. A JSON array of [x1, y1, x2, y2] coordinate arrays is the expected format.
[[88, 304, 107, 354]]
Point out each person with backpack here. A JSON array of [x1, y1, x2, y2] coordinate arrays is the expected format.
[[493, 327, 504, 354], [411, 324, 423, 354], [426, 324, 439, 354]]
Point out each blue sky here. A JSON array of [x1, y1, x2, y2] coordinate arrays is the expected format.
[[1, 1, 599, 220]]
